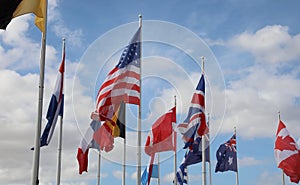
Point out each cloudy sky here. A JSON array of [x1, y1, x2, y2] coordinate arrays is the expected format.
[[1, 0, 300, 185]]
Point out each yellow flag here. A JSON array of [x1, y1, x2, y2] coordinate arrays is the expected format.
[[34, 0, 46, 32], [12, 0, 46, 32]]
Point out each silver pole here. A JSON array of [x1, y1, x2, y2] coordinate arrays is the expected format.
[[56, 38, 65, 185], [207, 113, 212, 185], [234, 127, 239, 185], [278, 111, 285, 185], [174, 96, 177, 185], [32, 1, 48, 184], [157, 153, 160, 185], [123, 105, 126, 185], [97, 152, 101, 185], [137, 14, 142, 185], [282, 171, 285, 185], [201, 56, 207, 185]]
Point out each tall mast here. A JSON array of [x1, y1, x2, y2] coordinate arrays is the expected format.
[[137, 14, 142, 185], [32, 1, 48, 184], [201, 56, 207, 185]]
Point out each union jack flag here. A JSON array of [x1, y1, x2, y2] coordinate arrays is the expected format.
[[177, 74, 208, 149], [93, 27, 141, 122]]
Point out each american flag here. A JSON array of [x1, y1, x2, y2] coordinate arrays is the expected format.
[[177, 74, 208, 149], [94, 27, 141, 121]]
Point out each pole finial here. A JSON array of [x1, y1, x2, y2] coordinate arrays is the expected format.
[[278, 111, 281, 120], [201, 56, 205, 74]]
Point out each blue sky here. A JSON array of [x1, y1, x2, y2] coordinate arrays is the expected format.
[[1, 0, 300, 185]]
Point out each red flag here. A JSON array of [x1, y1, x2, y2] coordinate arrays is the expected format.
[[145, 107, 176, 156], [77, 148, 89, 174], [274, 120, 300, 183]]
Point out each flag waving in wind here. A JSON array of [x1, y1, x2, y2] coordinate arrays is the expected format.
[[215, 134, 238, 173], [92, 27, 141, 123], [177, 74, 208, 150], [0, 0, 46, 32], [275, 120, 300, 183], [40, 48, 65, 147], [145, 107, 176, 155]]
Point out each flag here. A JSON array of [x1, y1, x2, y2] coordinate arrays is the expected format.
[[177, 74, 208, 150], [92, 27, 141, 123], [215, 134, 238, 173], [175, 153, 188, 185], [144, 107, 176, 156], [141, 154, 159, 185], [77, 103, 126, 174], [174, 136, 210, 185], [40, 49, 65, 147], [0, 0, 46, 32], [274, 120, 300, 183], [77, 120, 114, 174]]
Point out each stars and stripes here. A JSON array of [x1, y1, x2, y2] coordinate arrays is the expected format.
[[93, 27, 141, 123], [177, 74, 208, 150]]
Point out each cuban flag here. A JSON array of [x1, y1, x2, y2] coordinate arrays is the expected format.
[[177, 74, 208, 150], [40, 51, 65, 147]]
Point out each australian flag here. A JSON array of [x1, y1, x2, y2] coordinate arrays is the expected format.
[[215, 134, 238, 172]]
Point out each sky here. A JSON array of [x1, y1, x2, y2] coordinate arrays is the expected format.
[[0, 0, 300, 185]]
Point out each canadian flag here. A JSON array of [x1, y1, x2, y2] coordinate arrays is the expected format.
[[274, 120, 300, 183]]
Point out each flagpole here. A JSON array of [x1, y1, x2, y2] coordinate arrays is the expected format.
[[137, 14, 142, 185], [278, 111, 286, 185], [157, 153, 160, 185], [201, 56, 207, 185], [32, 1, 48, 184], [97, 151, 101, 185], [207, 113, 212, 185], [174, 95, 177, 185], [234, 127, 239, 185], [186, 167, 189, 185], [123, 106, 126, 185], [56, 38, 65, 185]]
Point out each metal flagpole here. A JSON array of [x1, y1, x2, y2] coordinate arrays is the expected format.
[[97, 152, 101, 185], [201, 56, 207, 185], [174, 96, 177, 185], [278, 111, 286, 185], [207, 113, 212, 185], [32, 1, 48, 184], [157, 153, 160, 185], [186, 167, 189, 185], [56, 38, 65, 185], [234, 127, 239, 185], [123, 105, 126, 185], [137, 14, 142, 185]]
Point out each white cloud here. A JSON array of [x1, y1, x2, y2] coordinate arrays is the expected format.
[[239, 157, 262, 167], [256, 171, 282, 185], [229, 25, 300, 64], [220, 66, 300, 138], [112, 170, 127, 180]]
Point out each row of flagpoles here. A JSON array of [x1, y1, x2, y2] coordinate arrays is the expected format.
[[1, 2, 300, 184]]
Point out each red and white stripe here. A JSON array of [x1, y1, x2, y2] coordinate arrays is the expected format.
[[95, 63, 140, 120]]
